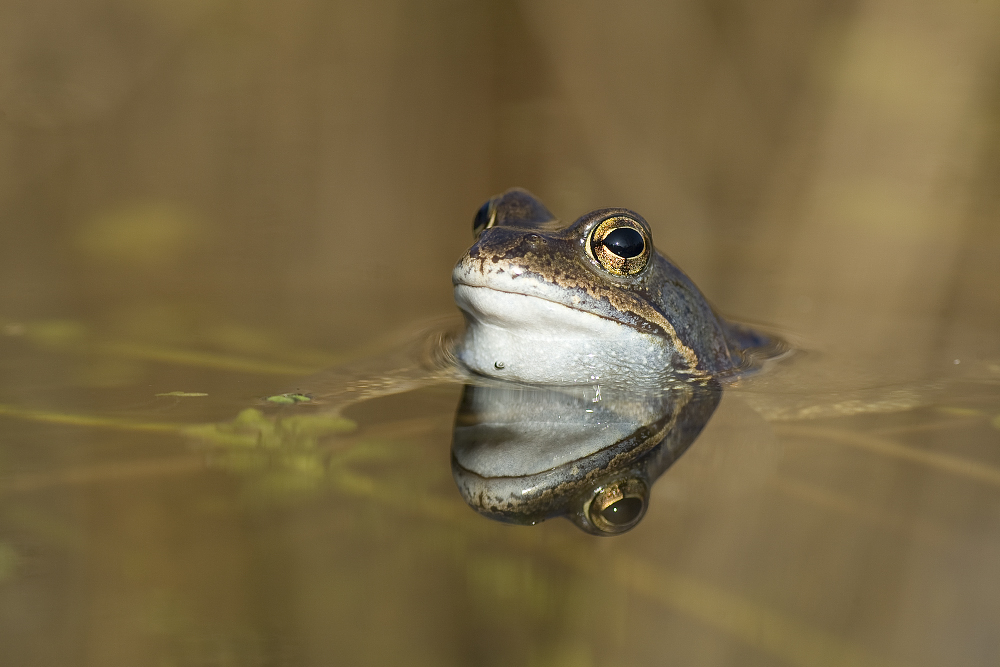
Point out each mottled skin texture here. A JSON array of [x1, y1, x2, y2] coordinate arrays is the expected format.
[[454, 189, 764, 379]]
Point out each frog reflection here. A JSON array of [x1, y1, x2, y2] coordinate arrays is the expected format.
[[451, 378, 721, 535]]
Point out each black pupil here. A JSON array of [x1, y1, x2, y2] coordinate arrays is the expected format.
[[473, 201, 491, 232], [601, 227, 644, 258], [601, 497, 643, 525]]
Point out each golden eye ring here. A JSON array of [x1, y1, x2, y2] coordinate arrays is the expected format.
[[587, 477, 648, 534], [588, 217, 651, 276]]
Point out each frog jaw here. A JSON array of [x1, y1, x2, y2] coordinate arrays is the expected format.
[[453, 283, 675, 386]]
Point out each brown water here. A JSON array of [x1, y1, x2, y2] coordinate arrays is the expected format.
[[2, 1, 1000, 665]]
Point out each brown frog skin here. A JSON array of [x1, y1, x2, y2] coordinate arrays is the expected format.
[[452, 188, 770, 387]]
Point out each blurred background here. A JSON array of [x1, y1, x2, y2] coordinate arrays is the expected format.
[[1, 0, 999, 665], [2, 0, 996, 364]]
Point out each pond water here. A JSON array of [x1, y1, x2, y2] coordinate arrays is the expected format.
[[1, 1, 1000, 666]]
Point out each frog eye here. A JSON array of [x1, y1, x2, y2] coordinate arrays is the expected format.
[[587, 477, 648, 534], [472, 199, 496, 238], [589, 217, 651, 276]]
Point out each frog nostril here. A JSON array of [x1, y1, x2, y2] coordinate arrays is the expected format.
[[524, 233, 543, 246]]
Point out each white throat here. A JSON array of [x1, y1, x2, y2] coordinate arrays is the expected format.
[[454, 284, 673, 386]]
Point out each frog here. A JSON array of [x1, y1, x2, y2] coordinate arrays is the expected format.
[[276, 188, 775, 410], [453, 188, 777, 387], [218, 189, 780, 536]]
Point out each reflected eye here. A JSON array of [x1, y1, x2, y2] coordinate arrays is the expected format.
[[589, 217, 650, 276], [600, 497, 643, 525], [588, 478, 648, 534], [472, 199, 496, 238]]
